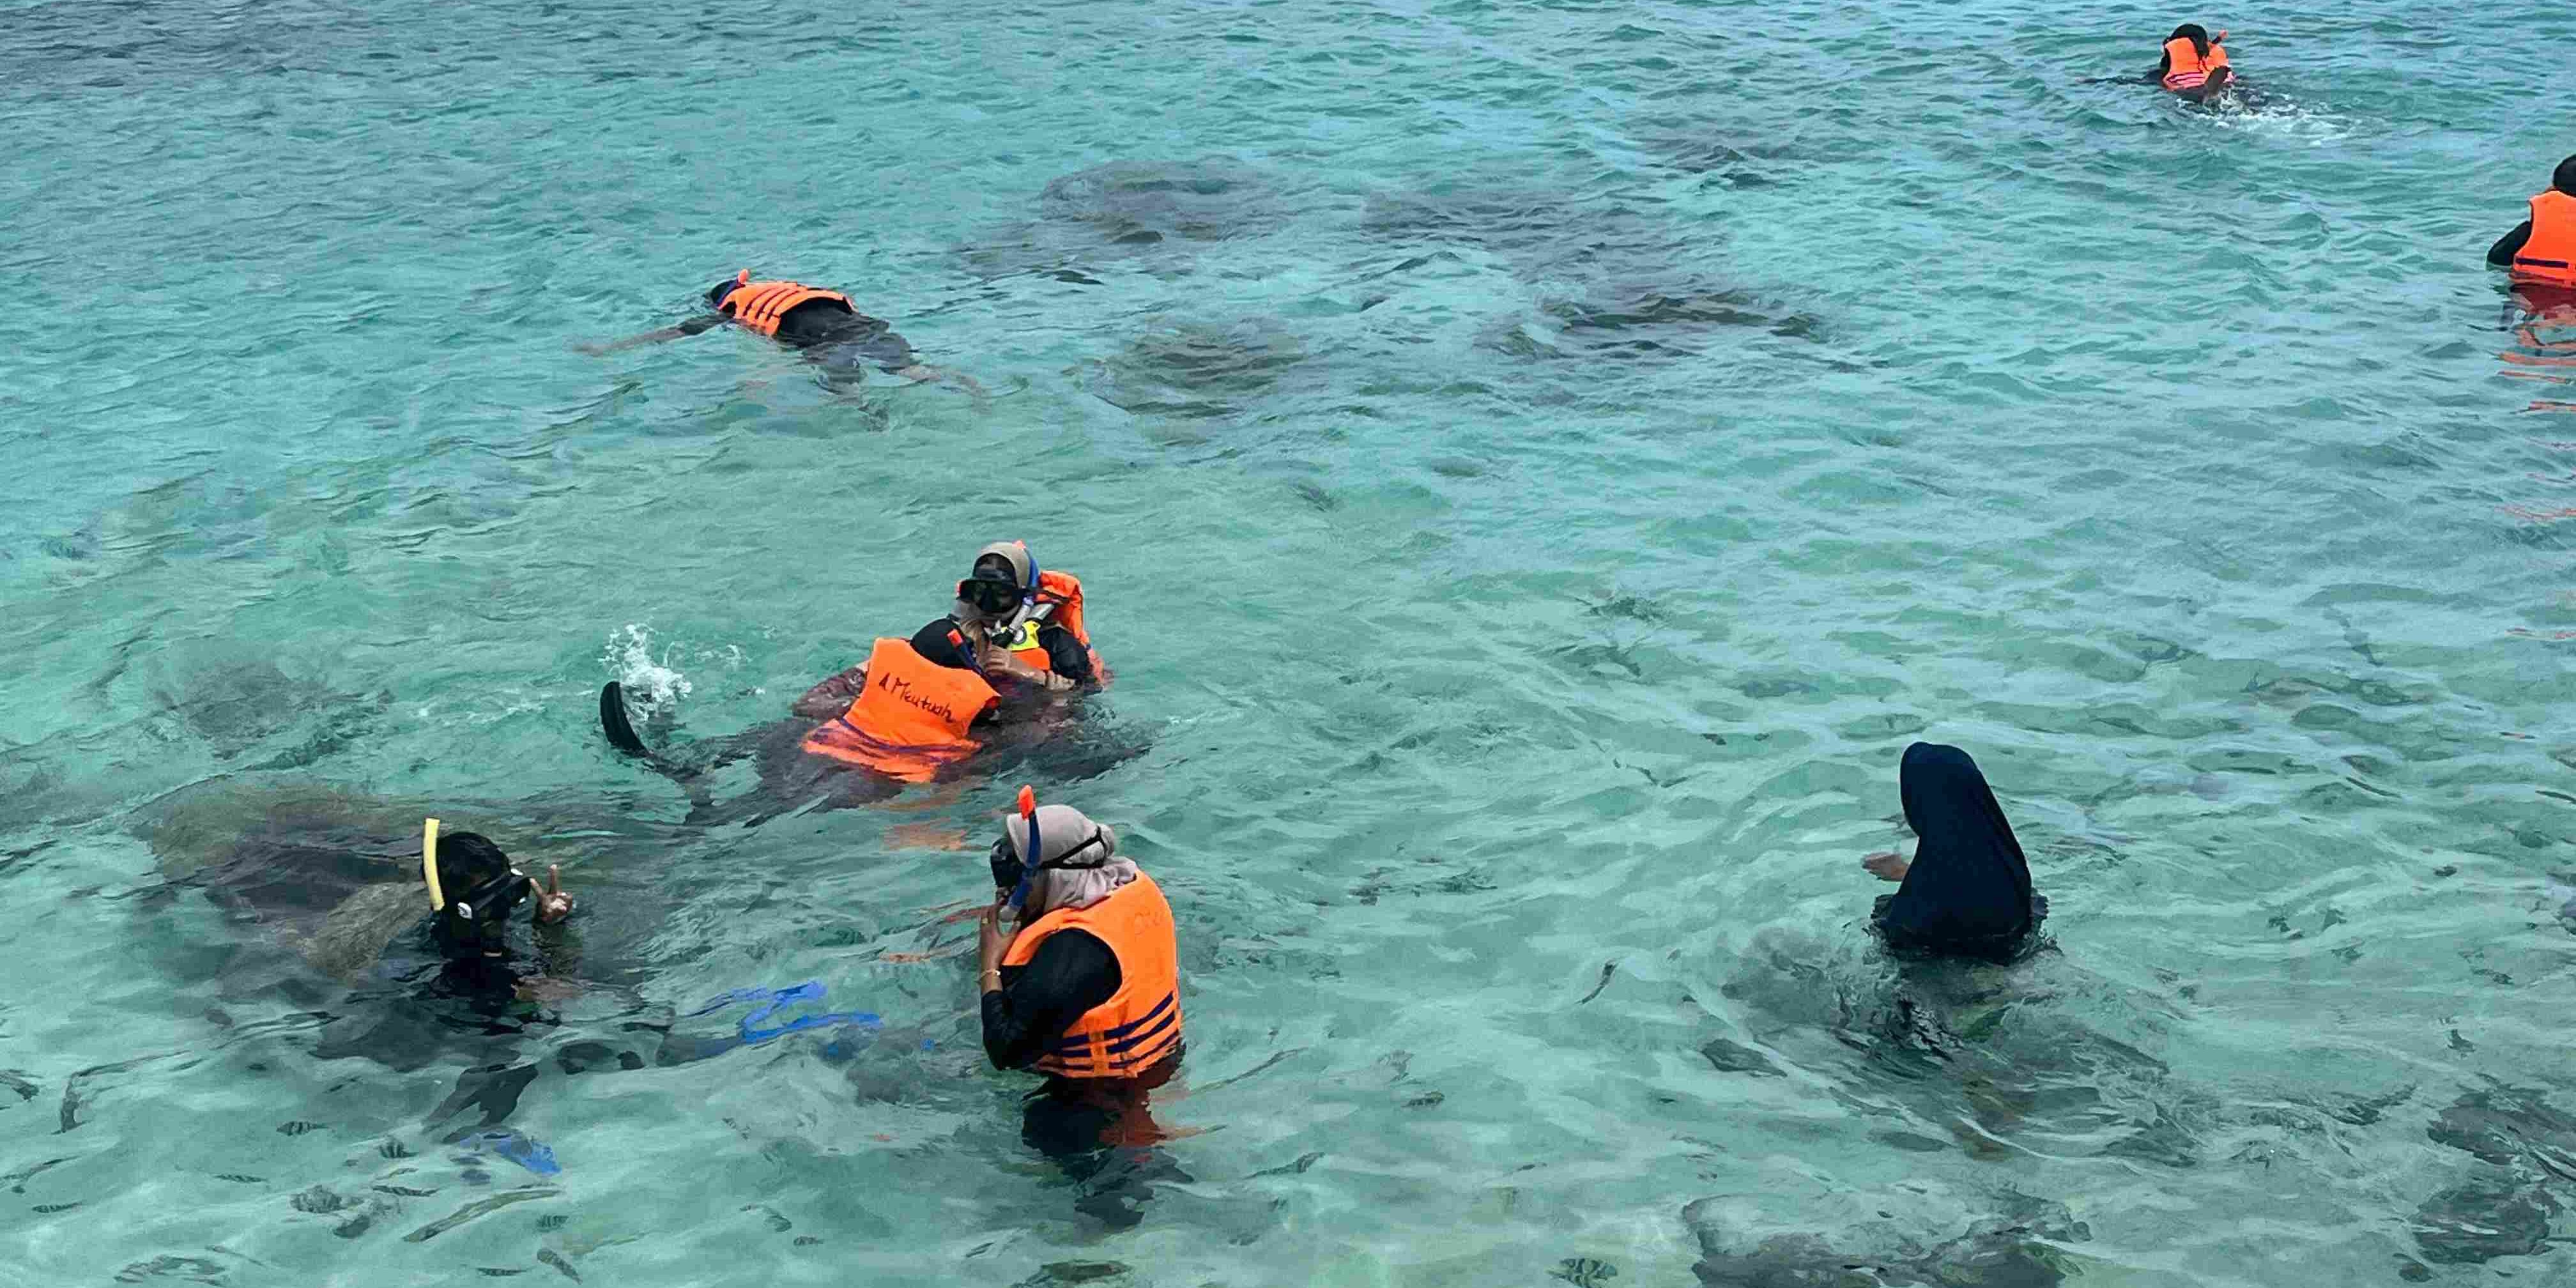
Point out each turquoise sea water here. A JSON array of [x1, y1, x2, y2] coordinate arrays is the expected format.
[[9, 0, 2576, 1282]]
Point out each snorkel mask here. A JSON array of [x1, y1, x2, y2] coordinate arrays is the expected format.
[[960, 542, 1041, 620], [957, 571, 1022, 617], [708, 268, 752, 312]]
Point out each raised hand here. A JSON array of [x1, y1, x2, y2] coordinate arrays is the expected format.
[[533, 865, 576, 923], [977, 896, 1013, 984]]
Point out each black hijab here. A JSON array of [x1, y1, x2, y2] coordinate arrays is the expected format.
[[1873, 742, 2039, 960]]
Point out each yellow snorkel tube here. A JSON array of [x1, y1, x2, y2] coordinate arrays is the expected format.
[[420, 816, 445, 912]]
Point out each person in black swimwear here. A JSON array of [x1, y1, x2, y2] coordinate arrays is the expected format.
[[1859, 742, 2045, 962], [976, 801, 1185, 1227], [581, 273, 985, 399], [2141, 23, 2241, 105], [2487, 155, 2576, 272], [955, 540, 1097, 690], [128, 784, 683, 1144], [787, 541, 1100, 718], [976, 806, 1142, 1073]]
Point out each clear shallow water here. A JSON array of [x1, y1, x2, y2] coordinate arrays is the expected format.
[[8, 0, 2576, 1282]]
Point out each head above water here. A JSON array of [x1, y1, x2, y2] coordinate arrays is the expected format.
[[2166, 23, 2212, 56], [424, 826, 530, 958], [434, 829, 512, 891], [988, 801, 1129, 917], [2557, 154, 2576, 195], [957, 540, 1037, 619]]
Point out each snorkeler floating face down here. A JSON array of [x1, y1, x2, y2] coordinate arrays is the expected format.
[[574, 270, 989, 402]]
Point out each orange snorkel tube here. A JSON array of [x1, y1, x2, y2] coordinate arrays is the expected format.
[[1006, 786, 1041, 910]]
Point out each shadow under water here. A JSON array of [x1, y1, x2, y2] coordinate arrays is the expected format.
[[1713, 928, 2200, 1169], [1685, 1188, 2090, 1287], [1085, 319, 1311, 422], [1362, 183, 1823, 363], [955, 158, 1319, 281], [1036, 158, 1289, 248], [119, 778, 747, 1120], [0, 655, 390, 832], [1540, 281, 1821, 355], [2409, 1084, 2576, 1266]]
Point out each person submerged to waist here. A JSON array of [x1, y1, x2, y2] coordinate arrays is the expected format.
[[977, 797, 1183, 1084], [1857, 742, 2046, 964], [2490, 156, 2576, 291], [2144, 22, 2235, 100]]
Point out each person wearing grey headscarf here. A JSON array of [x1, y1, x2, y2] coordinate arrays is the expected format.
[[976, 801, 1176, 1077], [976, 799, 1188, 1225]]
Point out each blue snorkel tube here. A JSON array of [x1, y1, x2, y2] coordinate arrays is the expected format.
[[1008, 785, 1041, 910]]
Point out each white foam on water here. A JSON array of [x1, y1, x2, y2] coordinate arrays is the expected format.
[[604, 624, 693, 712], [2202, 93, 2352, 146]]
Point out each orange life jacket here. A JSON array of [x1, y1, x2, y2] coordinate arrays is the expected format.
[[996, 569, 1103, 677], [719, 272, 854, 339], [1000, 873, 1183, 1079], [2161, 37, 2228, 91], [2513, 192, 2576, 289], [1036, 570, 1090, 647], [799, 638, 997, 783]]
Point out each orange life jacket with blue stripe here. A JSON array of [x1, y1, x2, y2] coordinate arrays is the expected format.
[[1000, 873, 1183, 1079], [2512, 192, 2576, 289]]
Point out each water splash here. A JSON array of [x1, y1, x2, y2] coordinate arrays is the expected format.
[[601, 624, 692, 711], [2202, 92, 2352, 145]]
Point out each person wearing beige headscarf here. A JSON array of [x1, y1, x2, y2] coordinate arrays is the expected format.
[[977, 799, 1181, 1082], [782, 539, 1102, 721], [951, 539, 1102, 694]]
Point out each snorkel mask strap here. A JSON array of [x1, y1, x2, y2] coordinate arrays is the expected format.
[[421, 817, 446, 912], [1007, 786, 1041, 910]]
